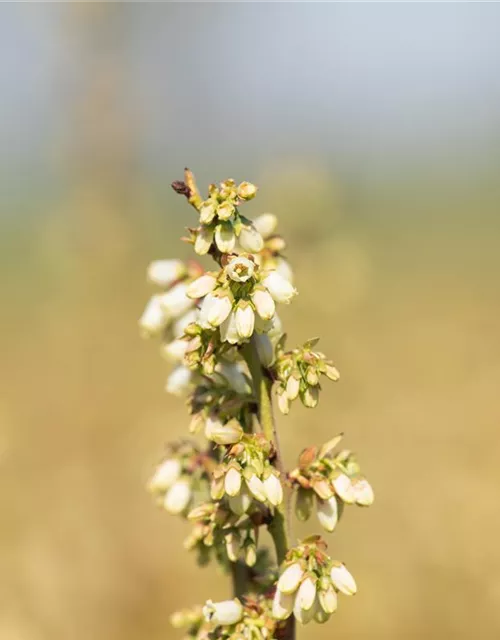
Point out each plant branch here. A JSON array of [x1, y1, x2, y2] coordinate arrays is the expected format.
[[241, 338, 291, 565]]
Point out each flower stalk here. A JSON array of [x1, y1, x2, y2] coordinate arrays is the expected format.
[[139, 169, 374, 640]]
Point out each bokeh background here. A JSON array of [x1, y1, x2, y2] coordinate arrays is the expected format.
[[2, 3, 500, 639]]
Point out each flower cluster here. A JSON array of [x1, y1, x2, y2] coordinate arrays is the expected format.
[[184, 500, 259, 568], [273, 536, 356, 625], [147, 441, 212, 516], [211, 434, 284, 513], [289, 435, 374, 532], [187, 253, 296, 347], [139, 258, 204, 395], [192, 179, 263, 256], [273, 338, 340, 414], [172, 595, 283, 640]]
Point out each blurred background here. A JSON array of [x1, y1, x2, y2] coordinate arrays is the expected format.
[[1, 3, 500, 639]]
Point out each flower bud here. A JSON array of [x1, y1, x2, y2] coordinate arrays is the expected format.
[[296, 576, 317, 611], [245, 473, 267, 502], [202, 599, 243, 625], [262, 271, 297, 304], [239, 225, 264, 252], [254, 334, 275, 367], [147, 259, 186, 288], [199, 201, 216, 224], [272, 588, 294, 621], [225, 533, 241, 562], [295, 487, 313, 521], [237, 181, 257, 200], [332, 473, 355, 504], [224, 256, 255, 283], [251, 288, 276, 320], [186, 273, 217, 299], [164, 479, 191, 514], [216, 362, 252, 395], [300, 386, 319, 408], [220, 311, 240, 345], [205, 416, 243, 445], [286, 375, 300, 400], [158, 282, 193, 318], [277, 388, 290, 415], [316, 496, 338, 533], [165, 365, 192, 396], [245, 542, 257, 567], [314, 608, 331, 624], [253, 213, 278, 238], [275, 257, 294, 284], [148, 458, 182, 492], [199, 291, 233, 328], [318, 585, 338, 614], [211, 474, 225, 500], [228, 489, 252, 515], [139, 296, 167, 338], [217, 201, 235, 221], [194, 226, 214, 255], [352, 477, 374, 506], [293, 592, 317, 625], [305, 367, 319, 386], [263, 472, 283, 506], [160, 338, 188, 363], [215, 222, 236, 253], [277, 563, 304, 594], [325, 363, 340, 381], [235, 301, 255, 339], [330, 563, 357, 595], [224, 466, 242, 497]]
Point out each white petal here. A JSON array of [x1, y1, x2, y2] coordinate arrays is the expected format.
[[262, 271, 297, 304], [316, 496, 339, 533], [251, 288, 276, 320], [272, 588, 294, 620], [203, 599, 243, 625], [224, 467, 242, 497], [148, 459, 181, 492], [319, 586, 338, 614], [158, 282, 193, 318], [246, 474, 267, 502], [253, 213, 278, 238], [239, 225, 264, 252], [220, 311, 240, 344], [235, 303, 255, 339], [296, 577, 316, 611], [147, 259, 186, 287], [330, 564, 357, 595], [215, 223, 236, 253], [277, 563, 304, 594], [164, 480, 191, 514], [263, 473, 283, 506], [194, 226, 213, 255], [139, 296, 168, 338], [165, 366, 192, 396], [186, 274, 217, 299], [332, 473, 356, 504]]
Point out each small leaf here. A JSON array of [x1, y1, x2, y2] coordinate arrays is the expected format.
[[319, 433, 344, 459], [303, 337, 320, 350]]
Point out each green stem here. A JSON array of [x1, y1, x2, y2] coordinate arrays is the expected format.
[[242, 338, 291, 565]]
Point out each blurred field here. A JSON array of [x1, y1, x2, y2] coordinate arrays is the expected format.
[[2, 4, 500, 640], [2, 171, 500, 640]]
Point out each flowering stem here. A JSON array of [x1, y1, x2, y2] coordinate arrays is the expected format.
[[241, 338, 291, 565]]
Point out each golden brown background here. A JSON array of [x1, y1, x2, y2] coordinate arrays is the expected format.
[[1, 4, 500, 639]]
